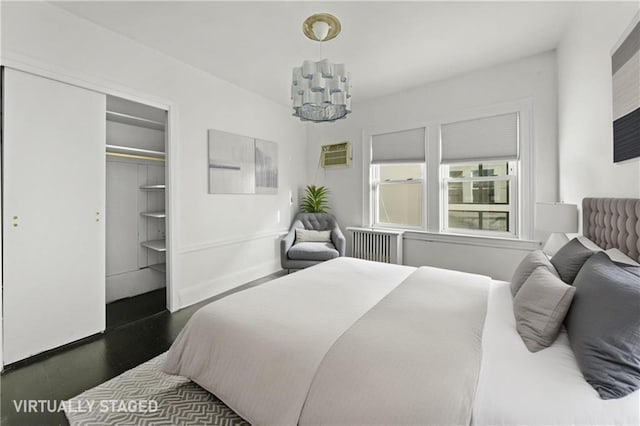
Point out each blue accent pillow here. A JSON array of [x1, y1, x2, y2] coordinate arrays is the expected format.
[[565, 252, 640, 399]]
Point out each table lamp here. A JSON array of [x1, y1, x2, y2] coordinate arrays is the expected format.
[[536, 202, 578, 256]]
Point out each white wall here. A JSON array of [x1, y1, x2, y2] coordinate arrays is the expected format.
[[557, 2, 640, 221], [1, 2, 307, 311], [306, 51, 557, 280]]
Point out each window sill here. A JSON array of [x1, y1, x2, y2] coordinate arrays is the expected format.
[[402, 230, 541, 251]]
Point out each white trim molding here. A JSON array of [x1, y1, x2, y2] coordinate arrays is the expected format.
[[1, 51, 173, 110], [176, 259, 281, 309], [404, 230, 541, 251], [179, 228, 288, 254]]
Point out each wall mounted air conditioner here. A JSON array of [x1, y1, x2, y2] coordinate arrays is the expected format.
[[321, 141, 351, 168]]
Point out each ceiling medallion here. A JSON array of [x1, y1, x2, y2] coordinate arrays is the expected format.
[[291, 13, 351, 123]]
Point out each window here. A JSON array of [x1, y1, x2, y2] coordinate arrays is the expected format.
[[439, 111, 520, 237], [373, 163, 424, 227], [443, 161, 517, 236], [370, 127, 426, 228], [366, 104, 530, 240]]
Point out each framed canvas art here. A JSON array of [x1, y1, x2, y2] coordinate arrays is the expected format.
[[612, 15, 640, 163], [254, 139, 278, 194], [208, 129, 278, 194]]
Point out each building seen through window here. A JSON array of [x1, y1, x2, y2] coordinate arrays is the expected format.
[[446, 161, 511, 232]]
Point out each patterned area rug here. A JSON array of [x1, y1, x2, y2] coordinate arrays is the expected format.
[[64, 353, 248, 426]]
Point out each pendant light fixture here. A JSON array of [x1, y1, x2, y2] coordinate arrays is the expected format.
[[291, 13, 351, 122]]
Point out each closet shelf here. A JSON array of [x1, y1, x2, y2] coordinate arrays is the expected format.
[[106, 111, 165, 131], [149, 263, 166, 273], [141, 239, 166, 252], [140, 184, 166, 191], [141, 211, 166, 218]]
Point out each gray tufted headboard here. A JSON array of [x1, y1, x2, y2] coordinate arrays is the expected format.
[[583, 198, 640, 262]]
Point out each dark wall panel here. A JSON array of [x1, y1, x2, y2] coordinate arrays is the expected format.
[[613, 107, 640, 163]]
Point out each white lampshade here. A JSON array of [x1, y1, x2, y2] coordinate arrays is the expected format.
[[536, 202, 578, 256], [536, 202, 578, 233], [291, 59, 351, 122]]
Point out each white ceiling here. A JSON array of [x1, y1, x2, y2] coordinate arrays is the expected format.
[[53, 1, 578, 107]]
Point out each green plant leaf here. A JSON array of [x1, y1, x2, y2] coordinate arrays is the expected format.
[[300, 185, 330, 213]]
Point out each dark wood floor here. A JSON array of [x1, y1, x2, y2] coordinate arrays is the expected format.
[[106, 287, 167, 331], [0, 271, 285, 426]]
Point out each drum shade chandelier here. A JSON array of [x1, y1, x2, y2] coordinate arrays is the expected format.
[[291, 13, 351, 122]]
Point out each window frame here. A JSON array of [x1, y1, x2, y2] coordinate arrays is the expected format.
[[440, 160, 519, 238], [371, 162, 426, 230], [363, 99, 533, 241]]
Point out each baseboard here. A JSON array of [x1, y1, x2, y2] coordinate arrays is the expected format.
[[176, 259, 281, 309], [106, 268, 166, 303]]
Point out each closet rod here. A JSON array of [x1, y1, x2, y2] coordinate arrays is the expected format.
[[106, 144, 165, 157], [106, 152, 166, 162], [106, 111, 165, 130]]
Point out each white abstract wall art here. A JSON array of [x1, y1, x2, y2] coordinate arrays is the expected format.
[[254, 139, 278, 194], [208, 129, 278, 194]]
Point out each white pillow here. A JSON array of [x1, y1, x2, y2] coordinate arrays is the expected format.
[[605, 248, 640, 266], [295, 229, 331, 244]]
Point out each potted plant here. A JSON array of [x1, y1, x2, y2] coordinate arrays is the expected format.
[[300, 185, 330, 213]]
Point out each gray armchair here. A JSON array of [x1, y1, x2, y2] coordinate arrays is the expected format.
[[281, 213, 346, 271]]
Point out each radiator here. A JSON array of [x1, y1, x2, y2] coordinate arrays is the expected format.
[[347, 227, 404, 264]]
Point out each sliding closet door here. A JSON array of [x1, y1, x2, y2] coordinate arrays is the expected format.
[[3, 69, 106, 364]]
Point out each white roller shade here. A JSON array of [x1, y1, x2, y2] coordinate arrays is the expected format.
[[371, 127, 426, 164], [441, 112, 518, 163]]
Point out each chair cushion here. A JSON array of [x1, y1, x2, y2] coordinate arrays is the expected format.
[[296, 213, 336, 231], [288, 242, 339, 261]]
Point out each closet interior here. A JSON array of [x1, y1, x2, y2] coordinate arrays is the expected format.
[[105, 96, 168, 321]]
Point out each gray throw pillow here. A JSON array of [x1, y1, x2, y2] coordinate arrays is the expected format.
[[550, 238, 598, 283], [511, 250, 559, 296], [565, 252, 640, 399], [513, 267, 576, 352], [295, 229, 331, 244]]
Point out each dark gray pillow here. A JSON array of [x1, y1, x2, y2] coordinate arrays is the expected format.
[[565, 252, 640, 399], [511, 250, 559, 296], [550, 238, 598, 283], [514, 267, 576, 352]]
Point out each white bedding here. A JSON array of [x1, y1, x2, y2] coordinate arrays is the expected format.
[[474, 281, 640, 426], [300, 266, 490, 425], [165, 258, 640, 425], [164, 257, 415, 425]]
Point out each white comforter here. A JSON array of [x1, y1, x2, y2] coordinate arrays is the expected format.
[[164, 257, 491, 425], [164, 258, 415, 425]]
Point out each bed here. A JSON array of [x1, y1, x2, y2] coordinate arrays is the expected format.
[[164, 198, 640, 425]]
